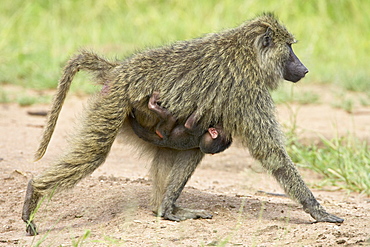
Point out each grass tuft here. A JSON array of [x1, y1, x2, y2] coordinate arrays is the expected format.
[[287, 132, 370, 194]]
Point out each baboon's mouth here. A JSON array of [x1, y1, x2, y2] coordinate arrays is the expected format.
[[291, 74, 305, 83], [286, 69, 309, 83]]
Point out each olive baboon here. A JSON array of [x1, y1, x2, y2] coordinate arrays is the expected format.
[[22, 13, 343, 236], [129, 91, 232, 154]]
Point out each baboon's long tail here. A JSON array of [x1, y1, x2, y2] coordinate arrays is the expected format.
[[34, 51, 117, 161]]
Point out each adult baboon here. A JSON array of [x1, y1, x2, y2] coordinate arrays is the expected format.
[[22, 13, 343, 236], [129, 91, 232, 154]]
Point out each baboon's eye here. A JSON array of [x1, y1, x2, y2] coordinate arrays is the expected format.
[[262, 27, 273, 48], [262, 35, 271, 47]]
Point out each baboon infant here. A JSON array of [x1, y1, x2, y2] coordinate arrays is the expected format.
[[129, 92, 232, 154], [22, 13, 344, 236]]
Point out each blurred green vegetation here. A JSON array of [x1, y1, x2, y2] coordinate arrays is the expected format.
[[0, 0, 369, 93]]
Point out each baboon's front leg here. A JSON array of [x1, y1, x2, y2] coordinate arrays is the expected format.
[[247, 102, 343, 223], [270, 160, 344, 223], [157, 149, 211, 221]]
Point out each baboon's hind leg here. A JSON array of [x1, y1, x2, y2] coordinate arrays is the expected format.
[[22, 92, 128, 235], [22, 179, 41, 235], [150, 148, 176, 213]]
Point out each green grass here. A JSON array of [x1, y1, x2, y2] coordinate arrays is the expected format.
[[72, 229, 91, 247], [284, 115, 370, 195], [0, 90, 10, 103], [288, 135, 370, 194], [272, 84, 320, 105], [0, 0, 369, 93], [332, 98, 354, 113]]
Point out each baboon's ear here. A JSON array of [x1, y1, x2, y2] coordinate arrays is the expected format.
[[262, 27, 273, 47]]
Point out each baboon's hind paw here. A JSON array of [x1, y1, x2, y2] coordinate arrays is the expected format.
[[163, 213, 182, 222], [172, 207, 213, 220], [25, 221, 38, 236], [162, 207, 213, 221]]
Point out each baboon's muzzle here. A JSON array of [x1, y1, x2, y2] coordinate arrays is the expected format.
[[283, 45, 309, 83]]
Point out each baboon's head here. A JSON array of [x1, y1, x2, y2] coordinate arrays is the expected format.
[[245, 13, 308, 87]]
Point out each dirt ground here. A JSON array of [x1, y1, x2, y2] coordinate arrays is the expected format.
[[0, 84, 369, 246]]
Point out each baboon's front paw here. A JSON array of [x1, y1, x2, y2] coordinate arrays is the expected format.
[[313, 212, 344, 223], [25, 221, 38, 236], [309, 209, 344, 223]]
